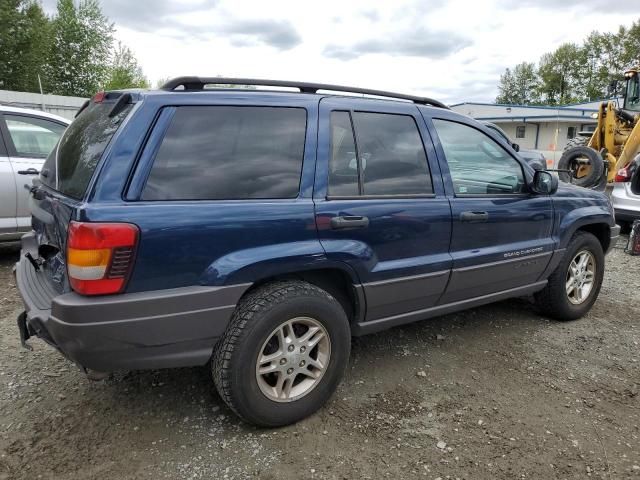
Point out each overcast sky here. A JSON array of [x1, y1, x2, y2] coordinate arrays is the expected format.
[[41, 0, 639, 104]]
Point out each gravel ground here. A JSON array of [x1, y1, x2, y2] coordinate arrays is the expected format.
[[0, 238, 638, 480]]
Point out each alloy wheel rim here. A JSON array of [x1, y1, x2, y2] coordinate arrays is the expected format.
[[255, 317, 331, 403], [566, 250, 596, 305]]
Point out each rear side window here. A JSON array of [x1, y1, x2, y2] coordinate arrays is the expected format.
[[142, 106, 307, 200], [328, 111, 433, 197], [4, 115, 66, 157], [354, 112, 432, 195], [328, 111, 432, 196], [41, 101, 132, 199], [328, 111, 359, 196]]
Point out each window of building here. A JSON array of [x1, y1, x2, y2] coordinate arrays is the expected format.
[[432, 119, 525, 195], [567, 126, 577, 139], [515, 125, 526, 139], [328, 111, 433, 196], [142, 106, 307, 200]]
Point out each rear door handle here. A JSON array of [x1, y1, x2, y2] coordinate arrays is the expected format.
[[17, 168, 39, 175], [330, 215, 370, 229], [460, 211, 489, 223]]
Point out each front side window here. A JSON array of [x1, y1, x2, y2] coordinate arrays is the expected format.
[[142, 106, 307, 200], [328, 111, 432, 196], [433, 119, 526, 195], [625, 73, 640, 112], [4, 115, 66, 157]]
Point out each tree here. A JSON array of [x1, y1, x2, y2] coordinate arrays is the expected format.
[[45, 0, 114, 97], [104, 42, 150, 90], [496, 17, 640, 105], [0, 1, 50, 92], [537, 43, 581, 105], [496, 62, 539, 105]]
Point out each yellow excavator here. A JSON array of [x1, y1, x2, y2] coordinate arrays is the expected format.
[[559, 66, 640, 189]]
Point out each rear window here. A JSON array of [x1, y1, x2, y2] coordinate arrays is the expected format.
[[41, 101, 132, 199], [141, 106, 307, 201]]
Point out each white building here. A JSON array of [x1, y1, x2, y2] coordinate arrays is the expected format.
[[450, 100, 603, 165], [0, 89, 86, 120]]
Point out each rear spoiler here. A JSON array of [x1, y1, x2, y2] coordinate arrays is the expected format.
[[74, 91, 135, 119]]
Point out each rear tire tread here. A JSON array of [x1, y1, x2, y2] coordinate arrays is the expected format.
[[212, 280, 338, 423]]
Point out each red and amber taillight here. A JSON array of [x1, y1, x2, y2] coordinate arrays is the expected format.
[[67, 221, 139, 295], [615, 165, 632, 182]]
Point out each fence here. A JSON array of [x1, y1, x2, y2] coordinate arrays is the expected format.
[[0, 89, 86, 120]]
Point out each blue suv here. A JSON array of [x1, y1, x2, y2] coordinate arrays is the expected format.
[[15, 78, 619, 426]]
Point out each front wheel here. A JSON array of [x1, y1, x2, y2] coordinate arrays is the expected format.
[[212, 281, 351, 427], [534, 231, 604, 320]]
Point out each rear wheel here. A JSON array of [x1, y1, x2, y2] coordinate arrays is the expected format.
[[534, 231, 604, 320], [212, 280, 350, 427]]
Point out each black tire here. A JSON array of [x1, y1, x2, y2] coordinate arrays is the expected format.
[[618, 221, 631, 235], [534, 231, 604, 321], [563, 135, 589, 152], [212, 280, 351, 427], [558, 146, 604, 188]]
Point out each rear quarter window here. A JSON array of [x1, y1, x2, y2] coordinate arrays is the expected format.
[[141, 106, 307, 200]]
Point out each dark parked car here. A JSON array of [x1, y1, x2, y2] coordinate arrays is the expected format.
[[483, 121, 547, 171], [15, 78, 618, 426]]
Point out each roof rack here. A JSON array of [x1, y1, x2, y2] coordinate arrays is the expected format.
[[160, 76, 448, 109]]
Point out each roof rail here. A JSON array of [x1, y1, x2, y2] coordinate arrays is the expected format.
[[160, 76, 449, 109]]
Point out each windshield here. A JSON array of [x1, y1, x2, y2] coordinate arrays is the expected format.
[[625, 73, 640, 112]]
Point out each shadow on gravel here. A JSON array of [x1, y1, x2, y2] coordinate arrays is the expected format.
[[91, 296, 547, 424]]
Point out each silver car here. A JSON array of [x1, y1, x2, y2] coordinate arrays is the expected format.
[[1, 106, 69, 242], [612, 181, 640, 232]]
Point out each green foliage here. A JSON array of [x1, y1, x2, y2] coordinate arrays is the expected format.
[[496, 62, 539, 104], [497, 18, 640, 105], [104, 42, 150, 90], [1, 0, 149, 96], [0, 0, 50, 92], [45, 0, 115, 97]]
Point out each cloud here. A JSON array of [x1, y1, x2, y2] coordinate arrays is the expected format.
[[323, 28, 472, 60], [218, 19, 302, 50], [102, 1, 217, 31], [41, 0, 301, 51], [498, 0, 640, 12], [360, 9, 380, 22], [40, 0, 217, 31]]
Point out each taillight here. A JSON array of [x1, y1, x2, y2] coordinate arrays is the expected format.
[[67, 222, 139, 295], [615, 165, 631, 182], [93, 91, 106, 103]]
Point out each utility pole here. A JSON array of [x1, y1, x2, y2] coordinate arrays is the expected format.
[[37, 74, 45, 112]]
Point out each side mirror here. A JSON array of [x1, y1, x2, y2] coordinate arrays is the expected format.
[[512, 143, 520, 152], [531, 170, 558, 195]]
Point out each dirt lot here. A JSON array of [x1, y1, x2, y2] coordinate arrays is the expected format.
[[0, 238, 639, 480]]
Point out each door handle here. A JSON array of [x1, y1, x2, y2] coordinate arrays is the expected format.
[[330, 215, 370, 229], [17, 168, 40, 175], [460, 211, 489, 223]]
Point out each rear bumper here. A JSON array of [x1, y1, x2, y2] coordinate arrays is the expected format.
[[14, 245, 249, 372], [614, 208, 640, 223]]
